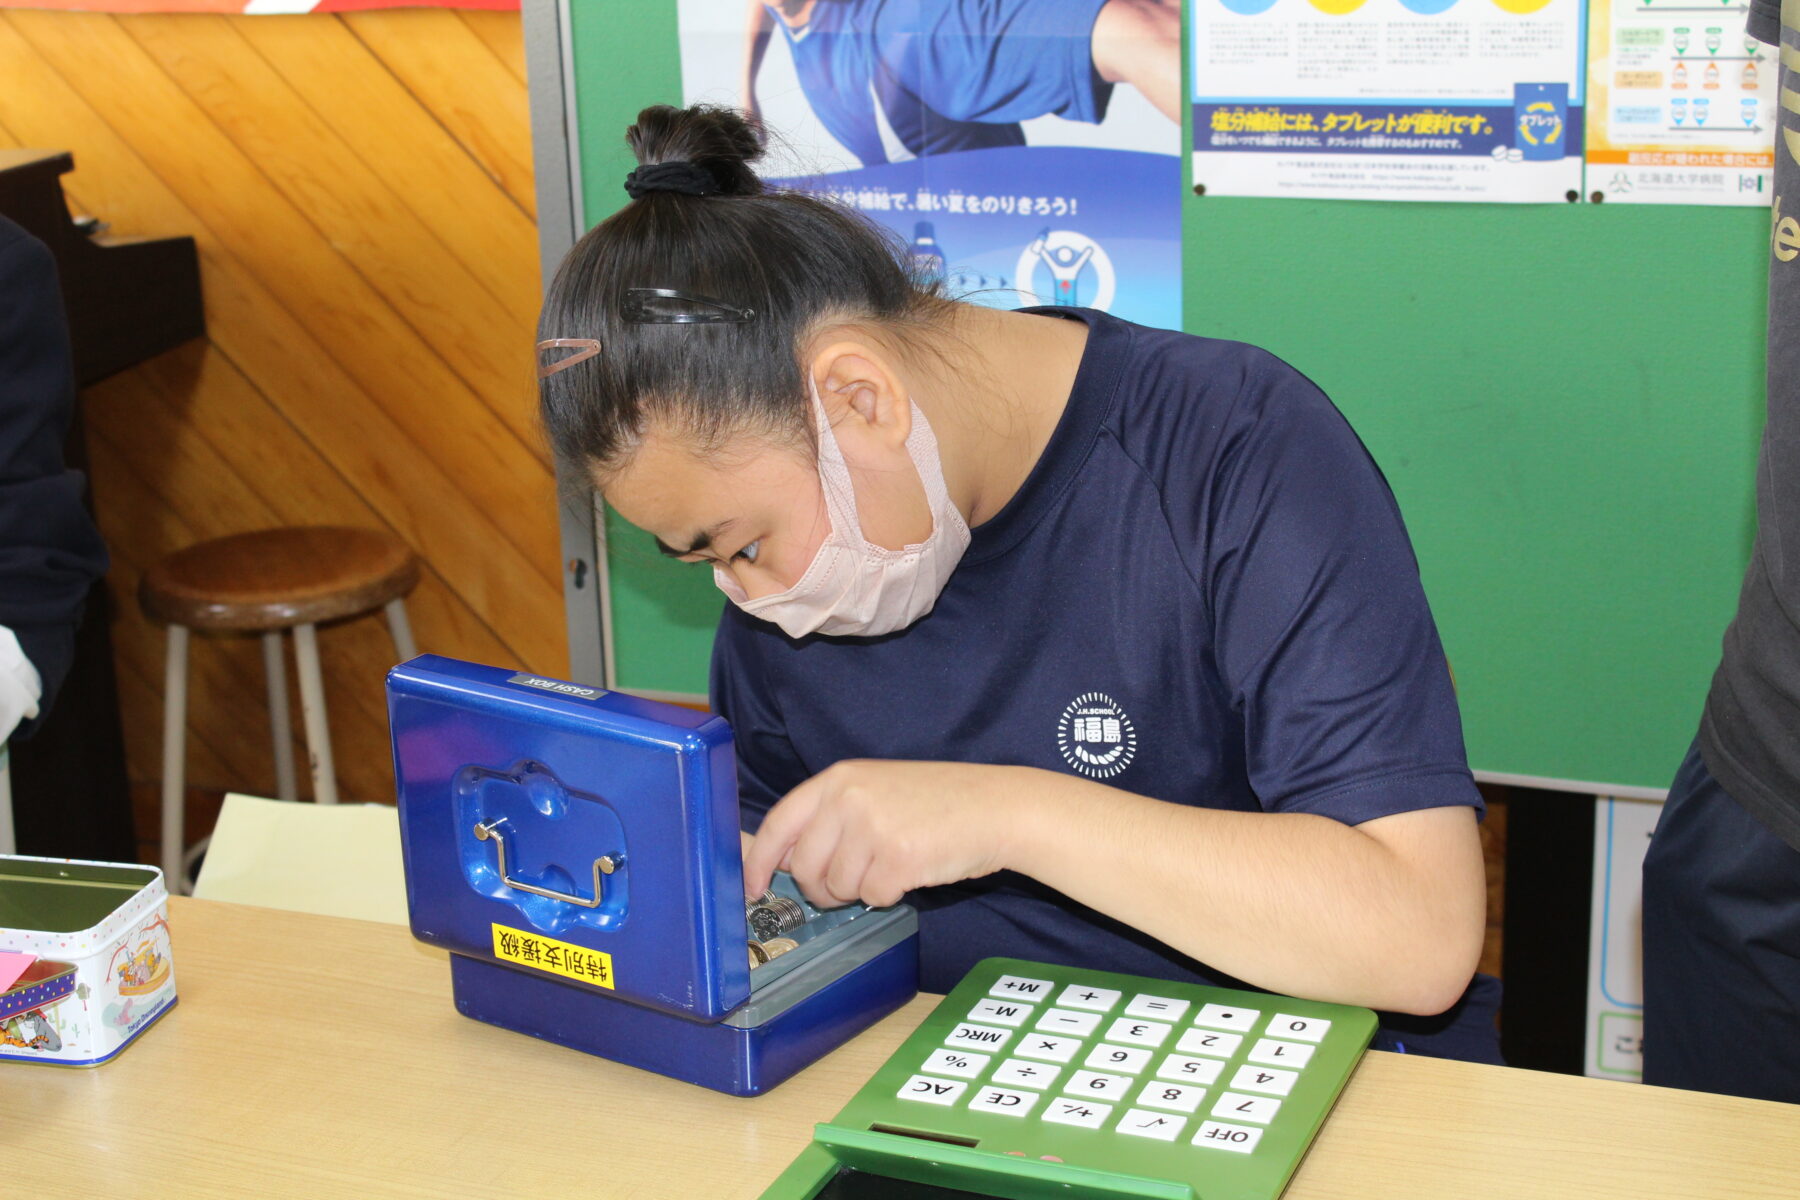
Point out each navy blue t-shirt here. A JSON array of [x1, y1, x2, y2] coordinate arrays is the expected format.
[[712, 307, 1500, 1062]]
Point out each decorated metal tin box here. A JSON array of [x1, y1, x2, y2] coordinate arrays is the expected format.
[[388, 655, 919, 1096], [0, 856, 177, 1067]]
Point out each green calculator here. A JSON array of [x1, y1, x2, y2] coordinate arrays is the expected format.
[[761, 958, 1378, 1200]]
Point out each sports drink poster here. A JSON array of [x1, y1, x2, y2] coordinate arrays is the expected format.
[[678, 0, 1183, 329], [1190, 0, 1588, 202], [1585, 0, 1778, 204]]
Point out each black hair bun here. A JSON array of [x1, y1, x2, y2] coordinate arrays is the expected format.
[[626, 104, 764, 198]]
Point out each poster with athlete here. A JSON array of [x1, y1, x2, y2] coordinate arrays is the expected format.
[[1190, 0, 1586, 202], [678, 0, 1182, 327]]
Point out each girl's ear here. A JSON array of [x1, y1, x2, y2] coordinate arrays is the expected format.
[[808, 342, 913, 451]]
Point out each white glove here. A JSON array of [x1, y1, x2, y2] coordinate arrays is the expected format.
[[0, 626, 42, 744]]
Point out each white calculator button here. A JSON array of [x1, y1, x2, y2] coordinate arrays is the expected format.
[[967, 998, 1034, 1027], [1064, 1070, 1133, 1103], [945, 1022, 1013, 1053], [1268, 1013, 1330, 1043], [1104, 1017, 1173, 1048], [1137, 1081, 1208, 1113], [989, 974, 1056, 1001], [1194, 1120, 1264, 1153], [1042, 1097, 1113, 1129], [1016, 1033, 1082, 1063], [920, 1048, 990, 1079], [1116, 1108, 1186, 1141], [1125, 994, 1190, 1022], [991, 1058, 1060, 1090], [1156, 1054, 1224, 1086], [1176, 1028, 1243, 1059], [1083, 1043, 1153, 1074], [897, 1075, 967, 1106], [1247, 1038, 1315, 1069], [1056, 984, 1122, 1012], [1036, 1008, 1101, 1037], [1229, 1064, 1299, 1097], [1193, 1003, 1262, 1032], [1212, 1092, 1282, 1125], [967, 1086, 1039, 1118]]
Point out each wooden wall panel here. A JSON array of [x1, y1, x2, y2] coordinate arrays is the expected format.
[[0, 10, 559, 860]]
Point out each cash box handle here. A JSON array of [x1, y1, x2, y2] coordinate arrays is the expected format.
[[472, 817, 618, 909]]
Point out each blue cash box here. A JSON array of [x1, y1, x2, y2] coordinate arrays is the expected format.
[[388, 655, 920, 1096]]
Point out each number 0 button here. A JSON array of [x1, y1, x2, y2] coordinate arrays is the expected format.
[[1269, 1014, 1330, 1043]]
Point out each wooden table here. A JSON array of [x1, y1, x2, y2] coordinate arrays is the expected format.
[[6, 897, 1794, 1198]]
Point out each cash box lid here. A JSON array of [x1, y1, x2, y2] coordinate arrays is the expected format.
[[389, 656, 751, 1021]]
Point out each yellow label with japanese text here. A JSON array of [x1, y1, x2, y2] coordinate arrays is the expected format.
[[490, 922, 614, 990]]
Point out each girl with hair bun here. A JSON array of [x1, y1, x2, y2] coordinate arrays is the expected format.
[[537, 104, 1500, 1063]]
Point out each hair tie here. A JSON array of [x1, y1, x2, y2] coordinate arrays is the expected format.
[[624, 161, 721, 200]]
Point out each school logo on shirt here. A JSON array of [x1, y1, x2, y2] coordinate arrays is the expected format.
[[1055, 692, 1139, 780]]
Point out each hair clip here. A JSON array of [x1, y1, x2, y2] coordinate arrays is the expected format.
[[536, 338, 603, 379], [621, 287, 756, 324]]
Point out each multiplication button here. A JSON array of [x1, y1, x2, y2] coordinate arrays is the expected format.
[[1104, 1017, 1172, 1048], [920, 1048, 989, 1079], [967, 1086, 1038, 1118], [1229, 1064, 1298, 1097], [1176, 1028, 1242, 1059], [1268, 1013, 1330, 1043], [1247, 1038, 1315, 1069], [1016, 1033, 1082, 1064], [1084, 1043, 1153, 1074], [1125, 994, 1190, 1022], [968, 997, 1034, 1027], [1193, 1003, 1261, 1033], [1042, 1097, 1112, 1130], [945, 1022, 1013, 1053], [1194, 1120, 1263, 1154], [1056, 984, 1121, 1012], [991, 1058, 1060, 1090], [989, 974, 1056, 1002], [1035, 1008, 1101, 1038], [1064, 1070, 1133, 1103], [1116, 1108, 1185, 1142], [897, 1075, 967, 1106]]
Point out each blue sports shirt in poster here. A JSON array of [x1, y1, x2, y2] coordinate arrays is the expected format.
[[712, 308, 1501, 1063]]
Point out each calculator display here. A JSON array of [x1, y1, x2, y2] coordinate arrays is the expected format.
[[763, 958, 1378, 1200]]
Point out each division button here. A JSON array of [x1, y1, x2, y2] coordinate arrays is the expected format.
[[1116, 1108, 1186, 1141], [991, 1058, 1061, 1090], [1042, 1097, 1113, 1129], [897, 1075, 968, 1106]]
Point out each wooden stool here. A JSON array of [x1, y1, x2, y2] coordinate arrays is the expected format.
[[139, 527, 420, 892]]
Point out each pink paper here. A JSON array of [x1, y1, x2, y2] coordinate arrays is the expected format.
[[0, 951, 37, 993]]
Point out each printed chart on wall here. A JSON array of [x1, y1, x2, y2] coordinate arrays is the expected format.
[[1190, 0, 1587, 201], [677, 0, 1182, 328], [1586, 0, 1778, 204]]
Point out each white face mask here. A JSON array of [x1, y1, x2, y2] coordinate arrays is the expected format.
[[713, 381, 971, 638]]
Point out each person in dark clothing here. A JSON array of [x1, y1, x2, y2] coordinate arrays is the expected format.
[[1641, 0, 1800, 1105], [0, 214, 109, 746]]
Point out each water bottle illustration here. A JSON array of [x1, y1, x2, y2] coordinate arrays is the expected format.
[[1704, 27, 1721, 54], [1672, 97, 1689, 125], [1703, 62, 1720, 89], [1694, 97, 1711, 126], [1742, 98, 1759, 126], [1742, 62, 1759, 90], [909, 221, 947, 286], [1672, 61, 1689, 89], [1745, 33, 1760, 54], [1673, 26, 1690, 53]]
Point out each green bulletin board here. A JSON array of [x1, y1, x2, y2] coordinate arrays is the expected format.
[[562, 3, 1767, 793]]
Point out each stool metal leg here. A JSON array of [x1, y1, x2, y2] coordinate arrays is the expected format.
[[262, 631, 298, 802], [160, 624, 190, 891], [384, 598, 418, 663], [292, 622, 339, 806], [0, 745, 14, 857]]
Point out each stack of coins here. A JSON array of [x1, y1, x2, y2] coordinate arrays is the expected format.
[[747, 936, 800, 969], [745, 893, 805, 941]]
